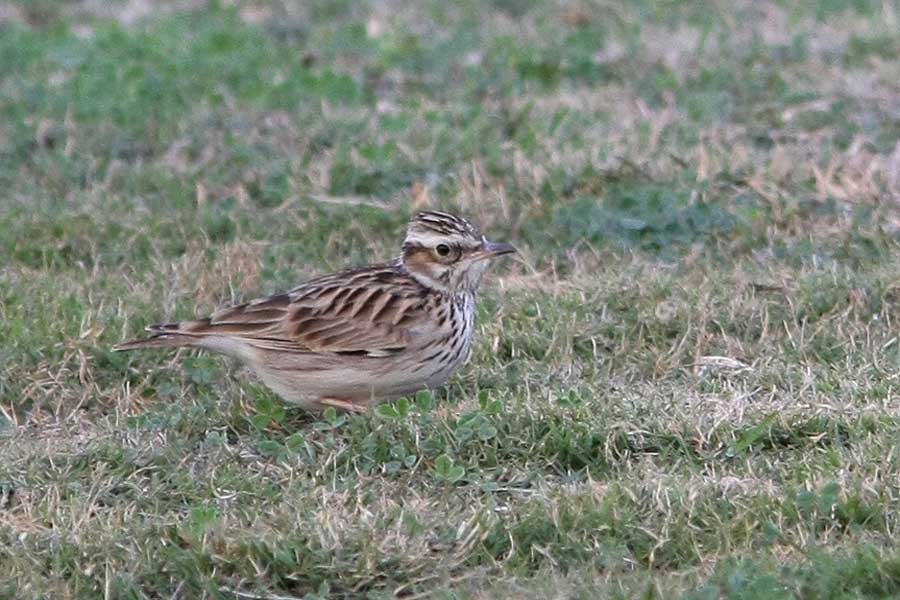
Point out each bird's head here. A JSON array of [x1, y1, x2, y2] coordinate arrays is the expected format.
[[400, 211, 516, 294]]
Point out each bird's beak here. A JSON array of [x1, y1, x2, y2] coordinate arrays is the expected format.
[[475, 239, 517, 260]]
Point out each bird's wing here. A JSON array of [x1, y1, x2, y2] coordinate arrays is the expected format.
[[158, 265, 431, 356]]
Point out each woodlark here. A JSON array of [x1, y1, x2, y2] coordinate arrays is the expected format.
[[114, 211, 516, 412]]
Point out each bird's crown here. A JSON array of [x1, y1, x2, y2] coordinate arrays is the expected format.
[[405, 211, 480, 247]]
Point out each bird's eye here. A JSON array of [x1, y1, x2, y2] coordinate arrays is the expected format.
[[436, 244, 451, 257]]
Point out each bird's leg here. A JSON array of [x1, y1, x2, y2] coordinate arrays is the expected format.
[[318, 397, 367, 413]]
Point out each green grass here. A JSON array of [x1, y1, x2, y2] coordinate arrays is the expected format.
[[4, 0, 900, 597]]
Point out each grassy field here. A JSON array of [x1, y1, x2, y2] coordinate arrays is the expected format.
[[3, 0, 900, 597]]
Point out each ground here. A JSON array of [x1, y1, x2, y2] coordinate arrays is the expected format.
[[3, 0, 900, 598]]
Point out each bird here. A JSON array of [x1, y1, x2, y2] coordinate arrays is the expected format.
[[114, 211, 516, 412]]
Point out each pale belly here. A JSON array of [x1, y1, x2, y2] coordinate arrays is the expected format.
[[254, 349, 471, 410], [252, 331, 474, 410]]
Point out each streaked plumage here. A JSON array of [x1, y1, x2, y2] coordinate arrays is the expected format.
[[114, 211, 515, 412]]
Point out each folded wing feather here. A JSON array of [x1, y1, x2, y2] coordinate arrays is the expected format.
[[165, 266, 427, 357]]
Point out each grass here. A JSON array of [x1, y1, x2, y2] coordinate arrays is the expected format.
[[3, 0, 900, 597]]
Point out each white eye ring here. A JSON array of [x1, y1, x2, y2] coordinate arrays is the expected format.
[[436, 244, 451, 257]]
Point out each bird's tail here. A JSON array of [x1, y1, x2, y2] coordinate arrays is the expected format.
[[112, 323, 203, 352]]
